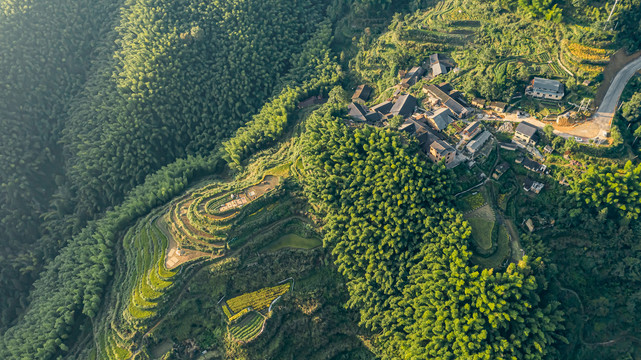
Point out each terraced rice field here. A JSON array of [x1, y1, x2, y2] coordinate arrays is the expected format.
[[225, 283, 291, 316], [229, 311, 265, 342], [97, 216, 180, 359]]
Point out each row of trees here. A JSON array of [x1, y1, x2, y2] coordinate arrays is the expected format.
[[223, 21, 342, 168], [301, 93, 566, 358], [0, 155, 219, 359]]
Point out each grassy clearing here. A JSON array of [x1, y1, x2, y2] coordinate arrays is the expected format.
[[263, 233, 321, 252], [467, 218, 494, 251], [472, 225, 510, 269], [265, 162, 291, 177]]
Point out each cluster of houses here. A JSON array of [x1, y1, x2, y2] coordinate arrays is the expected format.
[[346, 50, 567, 187]]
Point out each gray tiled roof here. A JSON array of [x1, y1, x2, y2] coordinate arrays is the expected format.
[[515, 122, 538, 138]]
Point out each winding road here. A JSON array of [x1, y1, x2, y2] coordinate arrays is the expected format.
[[482, 55, 641, 141], [590, 55, 641, 137]]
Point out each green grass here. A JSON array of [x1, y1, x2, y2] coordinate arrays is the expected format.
[[263, 233, 322, 251], [467, 218, 494, 251], [472, 225, 511, 269], [265, 162, 291, 177], [463, 192, 486, 211]]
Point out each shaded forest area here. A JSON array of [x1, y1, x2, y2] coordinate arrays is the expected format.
[[0, 0, 335, 356]]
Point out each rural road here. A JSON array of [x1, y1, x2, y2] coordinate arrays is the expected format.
[[482, 55, 641, 142], [591, 55, 641, 136]]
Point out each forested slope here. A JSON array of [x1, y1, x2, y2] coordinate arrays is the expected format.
[[0, 0, 335, 357], [62, 0, 330, 219], [0, 0, 122, 329], [301, 94, 566, 359]]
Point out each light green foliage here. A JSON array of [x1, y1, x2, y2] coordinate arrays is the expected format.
[[570, 161, 641, 220], [302, 97, 565, 358], [621, 92, 641, 122]]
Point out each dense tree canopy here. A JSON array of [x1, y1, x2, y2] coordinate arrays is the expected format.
[[569, 161, 641, 221], [301, 94, 565, 358], [0, 0, 331, 338]]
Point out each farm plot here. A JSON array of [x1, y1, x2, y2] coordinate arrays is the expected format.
[[467, 218, 494, 251], [229, 311, 266, 342], [263, 233, 321, 252], [166, 175, 282, 254], [96, 217, 181, 359], [225, 283, 291, 317]]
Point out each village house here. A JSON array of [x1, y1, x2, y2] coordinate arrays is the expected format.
[[471, 98, 486, 108], [516, 157, 547, 173], [399, 119, 457, 166], [499, 142, 518, 151], [462, 121, 482, 140], [489, 101, 508, 113], [370, 101, 393, 115], [426, 108, 454, 131], [348, 102, 381, 122], [492, 162, 509, 180], [423, 83, 469, 118], [390, 94, 418, 118], [466, 130, 492, 155], [429, 139, 456, 165], [352, 84, 372, 104], [523, 177, 544, 194], [400, 67, 425, 89], [525, 77, 565, 100], [514, 121, 539, 146], [429, 53, 456, 77]]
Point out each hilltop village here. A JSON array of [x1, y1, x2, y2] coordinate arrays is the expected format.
[[347, 53, 557, 196]]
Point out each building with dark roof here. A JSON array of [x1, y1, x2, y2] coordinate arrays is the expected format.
[[514, 122, 539, 146], [370, 101, 393, 115], [462, 121, 481, 140], [493, 162, 510, 180], [400, 67, 425, 89], [471, 98, 486, 108], [352, 85, 372, 103], [499, 142, 518, 151], [429, 54, 456, 77], [424, 84, 469, 118], [524, 177, 544, 194], [427, 108, 454, 131], [521, 158, 547, 173], [348, 102, 368, 122], [390, 94, 417, 118], [526, 77, 564, 100], [466, 130, 492, 155], [489, 101, 508, 113], [429, 139, 456, 164]]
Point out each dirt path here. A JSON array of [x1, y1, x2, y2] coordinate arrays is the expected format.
[[558, 285, 641, 347]]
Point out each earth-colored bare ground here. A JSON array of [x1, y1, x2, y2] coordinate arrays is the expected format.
[[157, 217, 215, 269]]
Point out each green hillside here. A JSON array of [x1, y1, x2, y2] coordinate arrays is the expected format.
[[1, 0, 641, 359]]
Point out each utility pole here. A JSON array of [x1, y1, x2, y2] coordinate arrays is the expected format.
[[604, 0, 620, 30]]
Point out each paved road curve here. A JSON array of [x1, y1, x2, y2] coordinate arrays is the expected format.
[[481, 56, 641, 141], [592, 55, 641, 136]]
